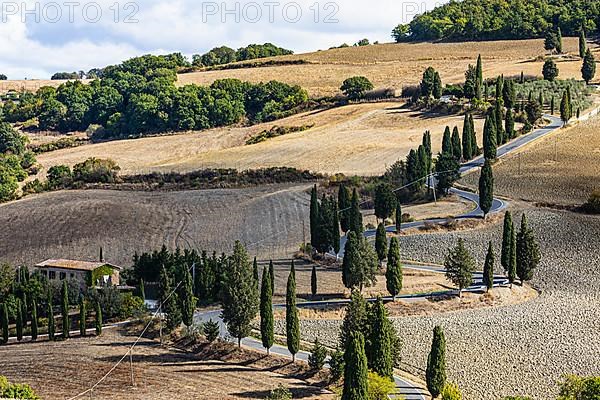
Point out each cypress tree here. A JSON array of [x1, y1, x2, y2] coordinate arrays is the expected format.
[[253, 257, 259, 287], [501, 211, 514, 273], [260, 265, 274, 355], [444, 239, 476, 297], [503, 79, 515, 110], [309, 185, 319, 248], [505, 108, 515, 140], [349, 188, 363, 236], [16, 298, 23, 341], [375, 223, 388, 267], [269, 260, 275, 294], [395, 202, 402, 233], [582, 48, 596, 84], [21, 293, 28, 330], [95, 301, 102, 336], [79, 297, 87, 337], [342, 232, 378, 291], [386, 237, 403, 300], [2, 302, 9, 343], [342, 331, 369, 400], [159, 266, 181, 332], [433, 71, 442, 99], [181, 264, 195, 327], [579, 27, 587, 58], [423, 130, 433, 176], [462, 114, 473, 161], [61, 281, 69, 339], [374, 183, 397, 223], [426, 326, 447, 398], [31, 299, 38, 341], [479, 159, 494, 218], [557, 27, 563, 54], [560, 90, 571, 126], [495, 101, 504, 144], [442, 126, 452, 155], [338, 183, 351, 233], [340, 290, 367, 350], [508, 222, 517, 287], [286, 263, 300, 362], [551, 96, 555, 115], [48, 293, 55, 341], [516, 215, 541, 284], [483, 242, 495, 292], [475, 54, 483, 100], [367, 298, 394, 379], [451, 126, 462, 160], [311, 265, 318, 297], [520, 71, 525, 84], [140, 279, 146, 301], [470, 114, 479, 155], [331, 196, 341, 254], [221, 242, 259, 347], [483, 113, 497, 160]]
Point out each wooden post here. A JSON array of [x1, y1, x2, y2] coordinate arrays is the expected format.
[[129, 350, 135, 386]]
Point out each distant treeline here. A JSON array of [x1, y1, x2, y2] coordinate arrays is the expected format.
[[2, 53, 308, 139], [392, 0, 599, 42], [192, 43, 293, 67]]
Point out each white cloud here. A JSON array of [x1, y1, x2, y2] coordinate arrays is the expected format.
[[0, 0, 446, 79]]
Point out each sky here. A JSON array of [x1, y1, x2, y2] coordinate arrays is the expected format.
[[0, 0, 446, 79]]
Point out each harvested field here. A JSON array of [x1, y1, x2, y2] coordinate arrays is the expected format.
[[0, 184, 311, 267], [0, 327, 330, 400], [37, 103, 485, 177], [461, 114, 600, 206], [178, 38, 589, 97], [291, 206, 600, 399]]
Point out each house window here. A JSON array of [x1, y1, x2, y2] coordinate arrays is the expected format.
[[59, 272, 66, 280], [40, 270, 48, 277], [49, 271, 56, 280]]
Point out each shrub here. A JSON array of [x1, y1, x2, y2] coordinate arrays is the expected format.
[[441, 382, 463, 400], [202, 320, 220, 342], [307, 339, 328, 370], [73, 158, 120, 184], [46, 165, 73, 189], [0, 376, 39, 400], [582, 190, 600, 214], [22, 179, 44, 194], [367, 372, 396, 400], [88, 287, 123, 320], [328, 348, 345, 382], [341, 76, 374, 100], [266, 384, 292, 400], [559, 375, 600, 400], [119, 294, 146, 319]]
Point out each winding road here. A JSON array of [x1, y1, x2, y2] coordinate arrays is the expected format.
[[195, 114, 566, 400]]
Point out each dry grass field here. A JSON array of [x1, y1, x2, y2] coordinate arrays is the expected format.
[[0, 184, 311, 267], [461, 116, 600, 206], [0, 328, 330, 400], [36, 102, 486, 177], [178, 38, 590, 97]]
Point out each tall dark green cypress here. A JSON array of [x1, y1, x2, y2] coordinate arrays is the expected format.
[[483, 113, 497, 160], [462, 114, 473, 161], [395, 202, 402, 233], [311, 265, 318, 297], [252, 257, 259, 287], [508, 222, 517, 287], [579, 27, 587, 58], [48, 292, 55, 341], [475, 54, 483, 100], [551, 96, 555, 115], [181, 263, 195, 327], [309, 185, 320, 248], [516, 214, 541, 284], [367, 298, 394, 379], [349, 188, 363, 236], [501, 212, 514, 273], [61, 281, 69, 339], [342, 331, 369, 400], [505, 108, 515, 140], [159, 266, 181, 332], [426, 326, 447, 398], [140, 279, 146, 301], [386, 237, 403, 300], [560, 90, 572, 125], [375, 223, 388, 267], [451, 126, 462, 160], [31, 299, 38, 341], [582, 48, 596, 84], [79, 297, 87, 337], [340, 290, 367, 350], [16, 298, 23, 341], [470, 114, 479, 156], [483, 242, 495, 292], [286, 263, 300, 362], [495, 101, 505, 144], [338, 183, 351, 234], [331, 197, 341, 254], [2, 302, 9, 343], [260, 265, 274, 355], [442, 126, 452, 155], [95, 301, 102, 336], [479, 159, 494, 218]]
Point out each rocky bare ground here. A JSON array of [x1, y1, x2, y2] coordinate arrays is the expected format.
[[277, 207, 600, 399]]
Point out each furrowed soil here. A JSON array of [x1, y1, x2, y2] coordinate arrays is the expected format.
[[0, 328, 331, 400], [0, 184, 311, 267]]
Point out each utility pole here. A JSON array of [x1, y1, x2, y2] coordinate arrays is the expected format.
[[159, 306, 163, 345], [518, 153, 522, 176], [129, 350, 135, 386], [301, 220, 306, 255]]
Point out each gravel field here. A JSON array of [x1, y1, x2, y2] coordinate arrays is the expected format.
[[279, 207, 600, 399]]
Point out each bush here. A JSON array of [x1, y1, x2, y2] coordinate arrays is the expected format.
[[559, 375, 600, 400], [202, 320, 220, 342], [367, 372, 396, 400], [73, 158, 120, 184], [46, 165, 73, 189], [119, 294, 146, 319], [328, 348, 345, 382], [441, 382, 463, 400], [307, 339, 328, 370], [0, 376, 39, 399], [266, 384, 292, 400], [341, 76, 374, 100], [582, 190, 600, 214], [88, 287, 123, 320], [22, 179, 44, 195]]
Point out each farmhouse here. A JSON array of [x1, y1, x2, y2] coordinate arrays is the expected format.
[[35, 259, 122, 288]]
